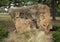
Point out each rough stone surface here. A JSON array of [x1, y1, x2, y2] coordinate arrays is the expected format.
[[9, 4, 52, 34], [8, 4, 53, 42]]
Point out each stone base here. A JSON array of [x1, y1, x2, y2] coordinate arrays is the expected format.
[[4, 29, 53, 42]]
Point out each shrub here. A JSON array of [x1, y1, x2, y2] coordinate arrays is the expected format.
[[52, 25, 60, 31], [53, 31, 60, 42], [52, 25, 60, 42], [0, 23, 9, 42]]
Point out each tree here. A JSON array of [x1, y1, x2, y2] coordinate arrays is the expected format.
[[51, 0, 60, 20], [51, 0, 57, 20], [0, 0, 10, 7]]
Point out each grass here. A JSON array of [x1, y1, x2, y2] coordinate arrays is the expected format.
[[53, 31, 60, 42], [0, 13, 11, 21], [0, 21, 9, 42], [0, 13, 14, 42], [52, 25, 60, 42]]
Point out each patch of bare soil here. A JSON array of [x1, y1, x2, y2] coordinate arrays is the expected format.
[[52, 20, 60, 23]]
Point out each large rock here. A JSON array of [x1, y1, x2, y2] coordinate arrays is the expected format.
[[8, 4, 53, 42], [9, 4, 52, 34]]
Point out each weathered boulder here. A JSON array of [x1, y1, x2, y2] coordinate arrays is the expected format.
[[9, 4, 52, 34], [8, 4, 53, 42]]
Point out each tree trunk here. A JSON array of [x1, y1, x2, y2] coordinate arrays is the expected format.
[[37, 0, 42, 3], [51, 0, 57, 20]]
